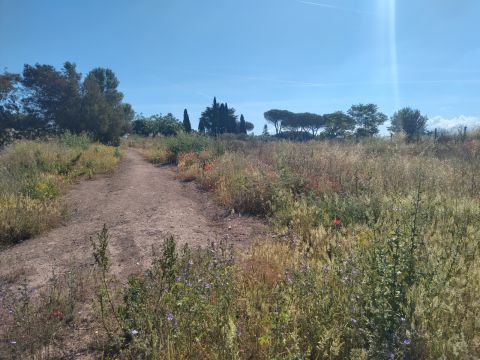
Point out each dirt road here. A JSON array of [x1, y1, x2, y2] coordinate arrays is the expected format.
[[0, 148, 266, 289]]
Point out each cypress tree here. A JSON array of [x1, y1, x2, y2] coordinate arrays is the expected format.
[[219, 103, 226, 134], [212, 97, 220, 135], [225, 103, 236, 133], [198, 117, 205, 133], [239, 114, 247, 134], [183, 108, 192, 133]]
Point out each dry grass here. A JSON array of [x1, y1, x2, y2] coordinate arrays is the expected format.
[[0, 135, 121, 246], [121, 134, 480, 358], [3, 134, 479, 359]]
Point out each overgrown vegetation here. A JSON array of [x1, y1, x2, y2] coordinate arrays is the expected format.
[[0, 267, 92, 359], [0, 133, 121, 245], [2, 133, 479, 359], [114, 133, 480, 359], [131, 113, 184, 137]]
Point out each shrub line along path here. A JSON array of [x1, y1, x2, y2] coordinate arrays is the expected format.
[[0, 148, 267, 290]]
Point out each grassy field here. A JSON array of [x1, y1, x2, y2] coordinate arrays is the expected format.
[[0, 133, 121, 246], [1, 133, 479, 359], [118, 134, 479, 359]]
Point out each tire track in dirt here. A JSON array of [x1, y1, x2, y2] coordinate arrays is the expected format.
[[0, 148, 267, 290]]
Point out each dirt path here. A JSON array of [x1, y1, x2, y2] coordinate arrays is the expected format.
[[0, 148, 267, 290]]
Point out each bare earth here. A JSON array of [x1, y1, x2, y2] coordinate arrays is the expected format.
[[0, 148, 267, 290]]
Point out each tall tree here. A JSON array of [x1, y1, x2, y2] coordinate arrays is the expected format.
[[87, 68, 123, 105], [2, 62, 133, 143], [298, 113, 325, 136], [81, 68, 131, 144], [219, 103, 226, 134], [348, 103, 387, 137], [264, 109, 292, 134], [21, 63, 82, 130], [282, 112, 324, 135], [199, 97, 237, 135], [245, 121, 254, 132], [239, 114, 247, 134], [225, 103, 237, 133], [183, 108, 192, 133], [389, 107, 428, 141], [0, 71, 22, 130], [198, 117, 205, 133], [323, 111, 355, 139]]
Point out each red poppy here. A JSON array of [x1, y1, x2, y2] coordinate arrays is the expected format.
[[51, 309, 63, 318], [332, 218, 342, 225]]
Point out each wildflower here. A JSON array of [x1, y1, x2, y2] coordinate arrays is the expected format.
[[131, 329, 139, 336], [166, 312, 174, 322], [351, 317, 358, 324], [51, 309, 63, 318], [204, 282, 212, 289], [403, 338, 411, 345], [203, 163, 212, 172], [332, 218, 342, 225], [188, 259, 194, 266]]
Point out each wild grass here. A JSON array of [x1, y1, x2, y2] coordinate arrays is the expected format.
[[2, 134, 479, 358], [0, 265, 97, 359], [0, 133, 121, 245], [116, 134, 480, 358]]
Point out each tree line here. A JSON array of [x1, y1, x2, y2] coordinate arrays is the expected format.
[[198, 97, 254, 135], [264, 104, 428, 141], [0, 62, 133, 144], [2, 62, 428, 143]]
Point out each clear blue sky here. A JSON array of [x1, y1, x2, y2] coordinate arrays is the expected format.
[[1, 0, 479, 133]]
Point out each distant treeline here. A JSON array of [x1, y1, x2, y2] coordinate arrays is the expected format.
[[264, 105, 429, 142], [0, 62, 133, 144], [130, 98, 255, 138], [2, 61, 433, 144]]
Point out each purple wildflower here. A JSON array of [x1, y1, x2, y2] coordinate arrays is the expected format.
[[403, 338, 411, 345], [166, 312, 174, 322]]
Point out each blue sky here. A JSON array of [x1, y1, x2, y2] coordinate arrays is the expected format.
[[1, 0, 479, 133]]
